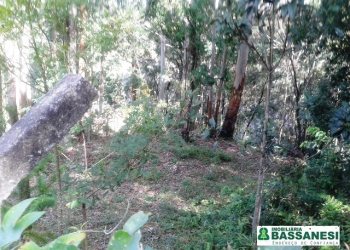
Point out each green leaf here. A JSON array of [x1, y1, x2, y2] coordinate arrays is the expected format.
[[123, 211, 149, 235], [19, 241, 42, 250], [66, 200, 80, 209], [107, 230, 133, 250], [46, 242, 79, 250], [2, 198, 37, 230], [44, 232, 86, 248], [128, 230, 141, 249], [15, 211, 45, 232]]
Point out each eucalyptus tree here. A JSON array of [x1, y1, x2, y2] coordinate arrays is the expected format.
[[217, 0, 305, 241], [219, 0, 259, 138]]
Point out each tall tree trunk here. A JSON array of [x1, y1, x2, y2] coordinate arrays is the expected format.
[[68, 3, 77, 73], [98, 54, 104, 113], [131, 56, 137, 101], [278, 81, 289, 144], [181, 12, 199, 142], [289, 55, 304, 146], [75, 6, 80, 74], [182, 32, 190, 99], [0, 70, 4, 136], [159, 34, 167, 101], [214, 45, 228, 126], [207, 23, 217, 124], [207, 0, 223, 123], [252, 2, 275, 245], [220, 3, 255, 139]]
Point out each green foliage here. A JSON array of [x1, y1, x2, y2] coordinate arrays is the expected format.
[[110, 133, 155, 185], [123, 99, 169, 136], [0, 198, 45, 249], [173, 144, 233, 164], [301, 126, 330, 150], [19, 232, 86, 250], [304, 82, 335, 132], [23, 230, 56, 247], [108, 211, 150, 250], [263, 151, 350, 245], [300, 127, 350, 197], [191, 64, 215, 87], [1, 199, 150, 250], [319, 196, 350, 242], [157, 188, 255, 249]]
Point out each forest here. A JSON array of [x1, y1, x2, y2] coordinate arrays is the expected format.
[[0, 0, 349, 249]]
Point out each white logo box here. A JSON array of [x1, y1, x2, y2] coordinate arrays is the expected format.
[[257, 226, 340, 246]]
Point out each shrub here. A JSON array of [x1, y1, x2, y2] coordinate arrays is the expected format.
[[173, 145, 233, 164], [319, 196, 350, 243]]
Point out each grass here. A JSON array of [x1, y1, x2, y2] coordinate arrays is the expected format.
[[156, 186, 255, 249], [173, 144, 234, 164]]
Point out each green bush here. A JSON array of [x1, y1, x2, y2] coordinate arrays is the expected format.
[[173, 145, 233, 164], [123, 98, 168, 136], [319, 196, 350, 243]]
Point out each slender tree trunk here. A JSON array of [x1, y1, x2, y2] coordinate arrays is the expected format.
[[28, 15, 48, 92], [220, 3, 255, 139], [289, 55, 304, 146], [98, 54, 104, 113], [252, 2, 275, 246], [243, 81, 265, 139], [81, 122, 89, 250], [55, 146, 63, 234], [131, 56, 137, 101], [214, 46, 228, 126], [159, 34, 166, 101], [181, 9, 199, 141], [278, 82, 289, 144], [182, 32, 189, 99], [68, 3, 78, 73], [0, 70, 4, 136], [75, 8, 80, 74], [207, 24, 216, 125]]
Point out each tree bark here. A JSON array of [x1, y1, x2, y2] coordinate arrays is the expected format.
[[252, 2, 275, 245], [181, 7, 199, 141], [0, 70, 4, 136], [159, 34, 167, 101], [289, 55, 304, 146], [182, 31, 189, 99], [98, 54, 104, 113], [207, 24, 217, 123], [220, 2, 255, 139], [214, 45, 228, 126], [0, 75, 97, 204]]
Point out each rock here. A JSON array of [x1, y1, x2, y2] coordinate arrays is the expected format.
[[0, 74, 97, 203]]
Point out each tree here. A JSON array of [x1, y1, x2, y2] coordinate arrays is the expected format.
[[220, 0, 259, 139]]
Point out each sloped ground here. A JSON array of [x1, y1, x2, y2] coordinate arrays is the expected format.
[[31, 130, 296, 249]]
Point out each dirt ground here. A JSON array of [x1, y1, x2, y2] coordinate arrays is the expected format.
[[31, 133, 296, 250]]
